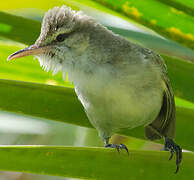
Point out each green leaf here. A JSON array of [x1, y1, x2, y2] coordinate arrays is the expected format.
[[0, 79, 89, 127], [0, 79, 193, 151], [0, 11, 40, 45], [157, 0, 194, 17], [175, 97, 194, 109], [164, 55, 194, 102], [0, 146, 193, 179], [93, 0, 194, 50]]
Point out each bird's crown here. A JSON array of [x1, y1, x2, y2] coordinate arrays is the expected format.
[[35, 5, 91, 46]]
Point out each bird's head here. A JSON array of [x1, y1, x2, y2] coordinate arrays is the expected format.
[[8, 6, 93, 74]]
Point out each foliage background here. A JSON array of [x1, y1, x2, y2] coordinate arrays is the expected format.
[[0, 0, 193, 179]]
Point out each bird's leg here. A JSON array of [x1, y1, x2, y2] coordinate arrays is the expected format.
[[164, 136, 182, 173], [104, 138, 129, 155]]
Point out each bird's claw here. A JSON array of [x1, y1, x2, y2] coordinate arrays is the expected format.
[[105, 143, 129, 155], [164, 137, 182, 174]]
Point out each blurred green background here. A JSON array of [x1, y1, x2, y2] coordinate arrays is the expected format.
[[0, 0, 194, 179]]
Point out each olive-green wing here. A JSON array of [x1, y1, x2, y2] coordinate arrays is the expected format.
[[145, 54, 176, 140]]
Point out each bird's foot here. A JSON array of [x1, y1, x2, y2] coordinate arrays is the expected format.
[[164, 137, 182, 174], [105, 143, 129, 155]]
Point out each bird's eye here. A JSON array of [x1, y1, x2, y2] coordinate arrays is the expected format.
[[56, 33, 69, 42]]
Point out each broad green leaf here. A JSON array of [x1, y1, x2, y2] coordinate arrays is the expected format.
[[0, 0, 64, 11], [93, 0, 194, 50], [164, 55, 194, 102], [175, 97, 194, 109], [0, 79, 193, 151], [0, 11, 40, 45], [0, 146, 193, 179], [157, 0, 194, 16]]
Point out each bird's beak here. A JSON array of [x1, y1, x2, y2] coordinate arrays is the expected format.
[[7, 45, 50, 61]]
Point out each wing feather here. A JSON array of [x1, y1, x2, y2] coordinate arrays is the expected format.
[[145, 54, 176, 140]]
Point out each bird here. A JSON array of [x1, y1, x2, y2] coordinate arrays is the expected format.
[[8, 5, 182, 173]]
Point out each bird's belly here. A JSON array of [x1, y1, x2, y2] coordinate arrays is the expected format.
[[71, 61, 164, 139], [74, 72, 163, 139]]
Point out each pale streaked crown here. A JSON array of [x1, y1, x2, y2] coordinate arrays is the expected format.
[[35, 5, 92, 46]]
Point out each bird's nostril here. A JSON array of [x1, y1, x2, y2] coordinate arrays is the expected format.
[[30, 45, 38, 49]]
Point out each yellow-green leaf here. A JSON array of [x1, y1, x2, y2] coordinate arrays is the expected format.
[[93, 0, 194, 50], [0, 146, 192, 179]]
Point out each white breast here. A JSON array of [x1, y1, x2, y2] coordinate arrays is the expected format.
[[69, 62, 164, 139]]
